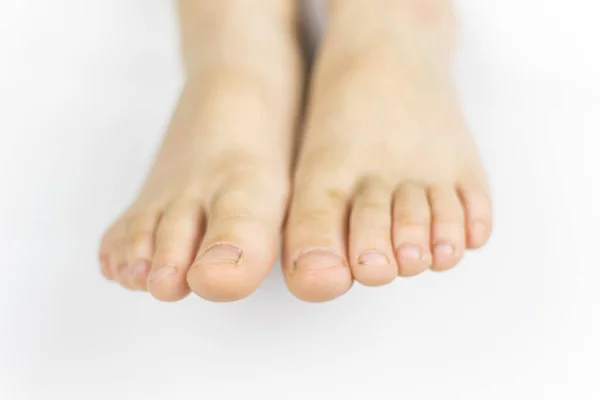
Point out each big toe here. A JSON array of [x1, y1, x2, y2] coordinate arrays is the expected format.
[[186, 177, 286, 302], [283, 183, 353, 302]]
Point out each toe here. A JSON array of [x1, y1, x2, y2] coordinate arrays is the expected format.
[[186, 177, 286, 302], [148, 201, 204, 302], [101, 219, 137, 289], [428, 186, 466, 271], [458, 182, 493, 249], [99, 231, 116, 281], [99, 254, 112, 280], [392, 182, 432, 277], [348, 180, 397, 286], [283, 184, 353, 302], [123, 210, 162, 290], [108, 237, 135, 290]]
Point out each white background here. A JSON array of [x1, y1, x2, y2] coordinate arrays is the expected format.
[[1, 1, 599, 399]]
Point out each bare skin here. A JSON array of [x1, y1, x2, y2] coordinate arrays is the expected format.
[[100, 0, 492, 303], [99, 0, 303, 302], [283, 0, 492, 302]]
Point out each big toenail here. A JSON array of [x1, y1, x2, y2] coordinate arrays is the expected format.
[[434, 243, 455, 257], [197, 243, 243, 266], [150, 265, 177, 282], [132, 260, 151, 276], [293, 248, 345, 272], [396, 244, 424, 261], [358, 250, 391, 267]]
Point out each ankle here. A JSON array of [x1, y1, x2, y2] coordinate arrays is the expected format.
[[179, 2, 302, 81]]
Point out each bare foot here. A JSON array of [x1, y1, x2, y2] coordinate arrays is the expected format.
[[284, 0, 492, 302], [99, 1, 302, 302]]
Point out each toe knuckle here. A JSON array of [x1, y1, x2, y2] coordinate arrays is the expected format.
[[210, 189, 251, 214], [210, 199, 262, 225], [126, 231, 152, 250], [352, 211, 389, 232], [356, 199, 388, 213], [431, 206, 463, 221], [432, 218, 464, 230], [293, 187, 347, 213], [289, 203, 340, 230], [394, 210, 429, 226], [427, 186, 445, 198]]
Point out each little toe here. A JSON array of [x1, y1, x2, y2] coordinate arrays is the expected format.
[[99, 224, 125, 283], [99, 254, 112, 280], [284, 185, 353, 302], [186, 178, 286, 302], [392, 183, 432, 277], [458, 182, 493, 249], [349, 180, 397, 286], [99, 231, 115, 281], [148, 201, 204, 302], [428, 186, 466, 271]]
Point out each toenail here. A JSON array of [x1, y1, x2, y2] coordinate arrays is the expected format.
[[132, 260, 151, 276], [150, 265, 178, 282], [293, 248, 345, 273], [357, 250, 391, 267], [396, 244, 424, 261], [117, 263, 130, 276], [470, 220, 487, 239], [196, 243, 243, 266], [434, 243, 455, 257]]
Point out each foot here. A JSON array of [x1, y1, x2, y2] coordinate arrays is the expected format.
[[283, 0, 492, 302], [99, 2, 302, 302]]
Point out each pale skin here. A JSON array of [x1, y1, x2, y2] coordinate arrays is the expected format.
[[99, 0, 492, 303]]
